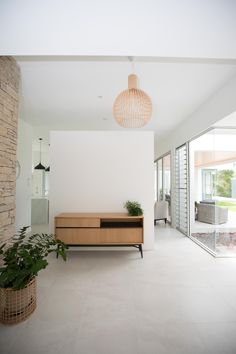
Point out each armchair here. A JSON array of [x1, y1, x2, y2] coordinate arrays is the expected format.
[[154, 201, 168, 224], [196, 202, 228, 224]]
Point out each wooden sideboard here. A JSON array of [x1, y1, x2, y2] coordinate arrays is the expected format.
[[55, 213, 144, 257]]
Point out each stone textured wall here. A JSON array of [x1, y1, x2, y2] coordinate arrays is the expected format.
[[0, 57, 20, 242]]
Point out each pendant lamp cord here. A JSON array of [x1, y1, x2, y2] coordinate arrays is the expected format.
[[39, 138, 42, 162], [128, 56, 135, 74]]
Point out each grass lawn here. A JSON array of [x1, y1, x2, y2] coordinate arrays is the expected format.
[[217, 201, 236, 212]]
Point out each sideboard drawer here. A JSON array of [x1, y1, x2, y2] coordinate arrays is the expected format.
[[56, 227, 143, 244], [100, 228, 143, 244], [56, 228, 101, 244], [55, 218, 100, 228]]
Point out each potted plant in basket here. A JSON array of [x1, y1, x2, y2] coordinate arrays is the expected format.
[[0, 226, 68, 325]]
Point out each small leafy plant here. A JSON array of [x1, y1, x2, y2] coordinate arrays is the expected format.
[[0, 226, 68, 290], [124, 200, 143, 216]]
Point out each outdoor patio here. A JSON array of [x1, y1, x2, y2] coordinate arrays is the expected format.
[[191, 205, 236, 256]]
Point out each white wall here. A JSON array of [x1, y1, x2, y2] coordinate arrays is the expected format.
[[1, 0, 236, 58], [15, 118, 33, 231], [50, 131, 154, 250], [155, 73, 236, 159]]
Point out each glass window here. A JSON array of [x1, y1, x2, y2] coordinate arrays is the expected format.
[[156, 153, 172, 223], [163, 154, 171, 222], [154, 162, 157, 202], [157, 159, 163, 201], [175, 145, 188, 235]]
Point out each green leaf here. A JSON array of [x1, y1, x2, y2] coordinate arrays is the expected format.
[[0, 227, 68, 289], [124, 200, 143, 216]]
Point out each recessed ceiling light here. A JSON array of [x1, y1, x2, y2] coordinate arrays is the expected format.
[[98, 95, 103, 99]]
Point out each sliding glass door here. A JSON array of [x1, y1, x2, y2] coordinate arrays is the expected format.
[[156, 153, 171, 223], [157, 159, 163, 201], [189, 128, 236, 256]]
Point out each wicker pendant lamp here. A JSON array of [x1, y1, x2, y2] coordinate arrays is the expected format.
[[113, 73, 152, 128]]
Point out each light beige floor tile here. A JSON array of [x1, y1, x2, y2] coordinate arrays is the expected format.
[[196, 322, 236, 354], [36, 287, 87, 324], [137, 323, 207, 354], [7, 319, 79, 354], [0, 321, 27, 354], [1, 225, 236, 354]]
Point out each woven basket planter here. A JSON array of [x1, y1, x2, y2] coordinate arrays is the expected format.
[[0, 277, 37, 325]]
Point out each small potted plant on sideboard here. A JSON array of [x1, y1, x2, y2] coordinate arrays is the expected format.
[[124, 200, 143, 216]]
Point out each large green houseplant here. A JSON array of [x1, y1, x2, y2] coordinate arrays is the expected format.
[[0, 226, 68, 324]]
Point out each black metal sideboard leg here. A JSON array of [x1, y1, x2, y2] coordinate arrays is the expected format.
[[139, 244, 143, 258]]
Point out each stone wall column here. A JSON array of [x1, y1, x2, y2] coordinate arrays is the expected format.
[[0, 57, 20, 241]]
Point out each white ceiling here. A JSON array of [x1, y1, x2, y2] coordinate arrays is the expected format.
[[17, 57, 236, 142], [2, 1, 236, 58], [214, 111, 236, 127]]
